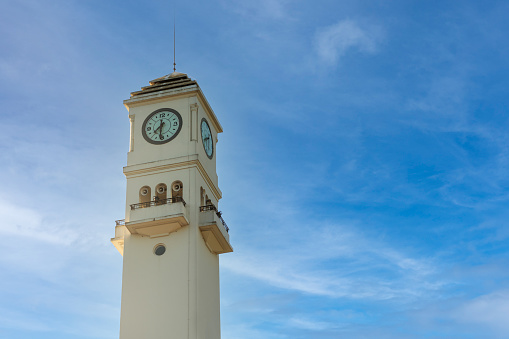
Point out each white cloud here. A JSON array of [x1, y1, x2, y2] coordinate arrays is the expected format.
[[0, 198, 75, 245], [409, 289, 509, 338], [0, 307, 51, 332], [315, 19, 380, 66], [288, 317, 336, 331], [223, 221, 439, 301], [223, 323, 287, 339], [452, 290, 509, 334]]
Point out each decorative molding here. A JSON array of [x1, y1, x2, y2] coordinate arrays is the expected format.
[[123, 159, 222, 200], [123, 85, 223, 135], [190, 103, 198, 141], [195, 88, 223, 133], [123, 84, 198, 107], [129, 114, 135, 152]]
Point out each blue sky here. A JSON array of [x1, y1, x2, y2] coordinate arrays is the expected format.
[[1, 0, 509, 338]]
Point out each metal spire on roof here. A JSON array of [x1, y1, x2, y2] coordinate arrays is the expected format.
[[173, 11, 176, 72]]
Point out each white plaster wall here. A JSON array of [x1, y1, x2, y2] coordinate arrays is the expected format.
[[125, 93, 219, 192], [119, 166, 222, 339], [127, 95, 195, 165], [119, 88, 225, 339], [196, 225, 221, 339], [119, 228, 190, 339]]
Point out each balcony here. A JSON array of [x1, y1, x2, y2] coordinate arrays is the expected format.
[[111, 219, 127, 255], [126, 197, 189, 238], [199, 204, 229, 233], [199, 204, 233, 254]]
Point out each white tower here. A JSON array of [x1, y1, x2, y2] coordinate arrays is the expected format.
[[111, 71, 233, 339]]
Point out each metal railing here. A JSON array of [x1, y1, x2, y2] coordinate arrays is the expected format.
[[130, 196, 186, 210], [199, 204, 229, 233], [115, 219, 125, 226], [218, 215, 229, 233], [199, 204, 217, 212]]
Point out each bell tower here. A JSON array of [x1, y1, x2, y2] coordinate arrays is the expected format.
[[111, 71, 233, 339]]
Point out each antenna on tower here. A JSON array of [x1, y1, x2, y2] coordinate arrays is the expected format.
[[173, 11, 176, 72]]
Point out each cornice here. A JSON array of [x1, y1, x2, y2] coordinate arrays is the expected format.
[[123, 84, 198, 107], [195, 87, 223, 133], [123, 84, 223, 134]]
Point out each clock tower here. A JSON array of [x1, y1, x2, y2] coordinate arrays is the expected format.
[[111, 71, 233, 339]]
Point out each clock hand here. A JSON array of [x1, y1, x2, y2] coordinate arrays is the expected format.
[[155, 120, 165, 136], [159, 121, 165, 138], [156, 119, 164, 131]]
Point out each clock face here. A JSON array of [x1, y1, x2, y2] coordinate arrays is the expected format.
[[142, 108, 183, 145], [201, 118, 214, 159]]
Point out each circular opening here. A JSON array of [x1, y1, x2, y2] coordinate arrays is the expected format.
[[154, 244, 166, 256]]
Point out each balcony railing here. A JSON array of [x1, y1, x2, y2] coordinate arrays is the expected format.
[[199, 204, 217, 212], [199, 204, 229, 233], [130, 196, 186, 210], [115, 219, 125, 226]]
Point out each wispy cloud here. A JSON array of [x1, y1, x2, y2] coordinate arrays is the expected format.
[[223, 220, 440, 301], [0, 198, 76, 245], [287, 317, 337, 331], [223, 323, 287, 339], [452, 290, 509, 334], [406, 289, 509, 338], [315, 19, 381, 66]]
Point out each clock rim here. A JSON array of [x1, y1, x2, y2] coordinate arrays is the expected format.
[[142, 108, 183, 145], [200, 118, 214, 159]]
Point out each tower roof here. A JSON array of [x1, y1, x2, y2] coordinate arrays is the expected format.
[[130, 72, 197, 97], [125, 71, 223, 134]]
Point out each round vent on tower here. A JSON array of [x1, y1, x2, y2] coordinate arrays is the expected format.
[[154, 244, 166, 256]]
